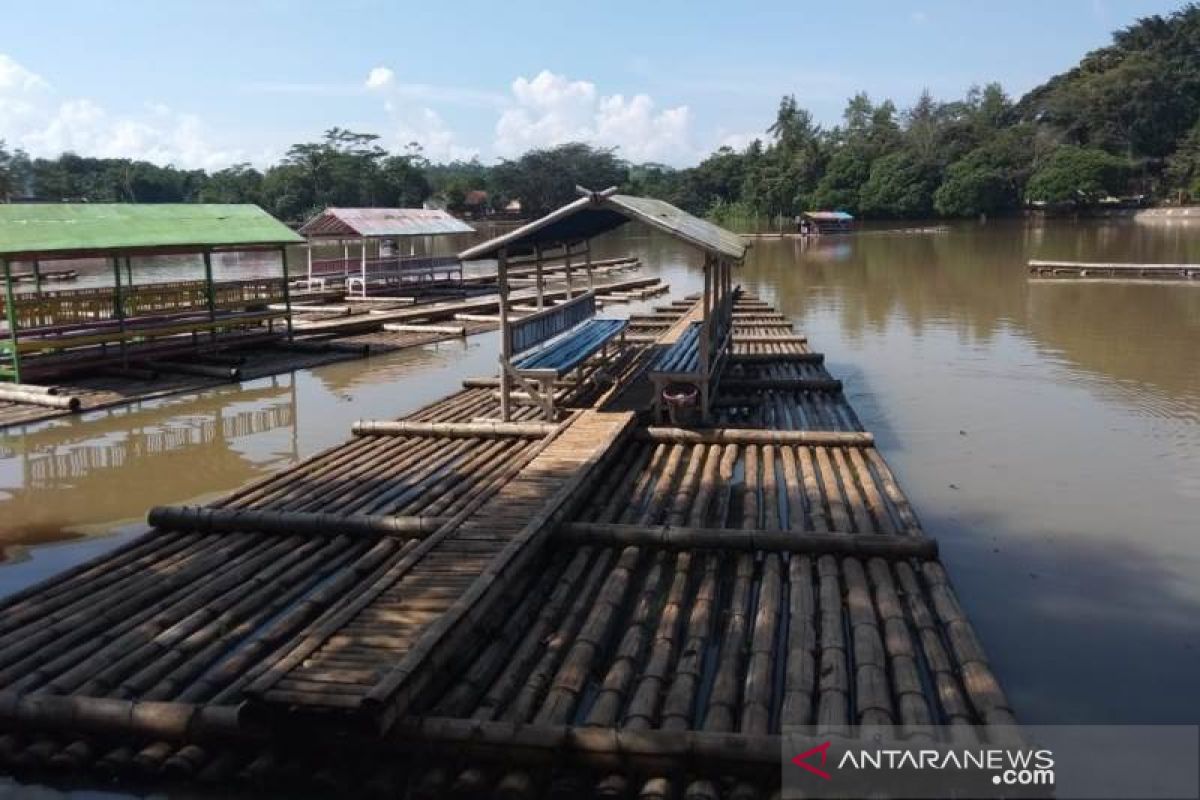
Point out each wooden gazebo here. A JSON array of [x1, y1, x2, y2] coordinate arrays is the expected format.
[[0, 204, 302, 385], [459, 186, 746, 422], [298, 208, 474, 296]]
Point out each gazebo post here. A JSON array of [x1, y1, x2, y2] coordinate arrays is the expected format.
[[497, 247, 511, 422], [343, 241, 350, 279], [113, 255, 128, 364], [360, 236, 368, 296], [306, 242, 313, 284], [585, 239, 594, 292], [534, 244, 544, 310], [280, 245, 294, 341], [2, 258, 21, 384], [32, 259, 42, 295], [563, 244, 573, 299], [202, 250, 218, 345]]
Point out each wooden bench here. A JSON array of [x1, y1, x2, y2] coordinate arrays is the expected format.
[[501, 290, 626, 419], [648, 311, 733, 423]]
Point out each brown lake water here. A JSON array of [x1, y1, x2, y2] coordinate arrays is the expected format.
[[1, 218, 1198, 730]]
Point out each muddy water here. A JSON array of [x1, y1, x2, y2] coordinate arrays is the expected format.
[[1, 219, 1198, 729]]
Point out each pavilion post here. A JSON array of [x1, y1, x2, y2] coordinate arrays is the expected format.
[[2, 259, 21, 384], [497, 247, 511, 422], [32, 260, 42, 295], [202, 250, 217, 343], [306, 242, 313, 284], [585, 240, 594, 291], [564, 245, 573, 299], [360, 237, 368, 297], [113, 256, 128, 364], [343, 242, 350, 279], [534, 244, 544, 310], [125, 256, 133, 288], [280, 246, 294, 341]]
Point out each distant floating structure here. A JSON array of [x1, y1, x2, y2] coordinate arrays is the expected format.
[[799, 210, 854, 235], [1028, 259, 1200, 283]]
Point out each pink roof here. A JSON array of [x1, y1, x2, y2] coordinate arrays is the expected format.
[[299, 208, 475, 238]]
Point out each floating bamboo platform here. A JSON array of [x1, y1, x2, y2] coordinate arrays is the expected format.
[[1028, 259, 1200, 283], [0, 342, 366, 431], [0, 292, 1013, 798]]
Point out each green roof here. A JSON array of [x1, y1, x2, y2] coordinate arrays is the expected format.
[[0, 204, 304, 259]]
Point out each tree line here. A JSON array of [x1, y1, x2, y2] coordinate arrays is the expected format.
[[1, 5, 1198, 224]]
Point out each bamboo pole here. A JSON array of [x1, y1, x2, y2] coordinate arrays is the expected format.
[[558, 523, 936, 557], [0, 387, 81, 411], [350, 420, 557, 439], [146, 506, 448, 538], [638, 428, 872, 447]]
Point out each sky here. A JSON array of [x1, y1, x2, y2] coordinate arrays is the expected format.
[[0, 0, 1189, 171]]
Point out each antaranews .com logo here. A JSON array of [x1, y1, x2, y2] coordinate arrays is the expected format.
[[782, 725, 1199, 800]]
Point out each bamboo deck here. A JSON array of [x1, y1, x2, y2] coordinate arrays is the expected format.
[[0, 292, 1013, 798]]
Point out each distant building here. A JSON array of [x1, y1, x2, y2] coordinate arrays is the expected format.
[[798, 211, 854, 235]]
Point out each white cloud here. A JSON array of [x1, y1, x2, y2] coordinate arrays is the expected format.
[[382, 100, 478, 163], [0, 52, 241, 169], [365, 66, 395, 91], [494, 70, 694, 165]]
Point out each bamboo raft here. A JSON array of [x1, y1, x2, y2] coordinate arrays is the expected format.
[[1028, 259, 1200, 282], [0, 292, 1013, 798]]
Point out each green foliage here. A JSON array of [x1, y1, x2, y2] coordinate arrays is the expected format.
[[858, 151, 942, 218], [934, 127, 1035, 216], [490, 143, 628, 217], [1164, 120, 1200, 199], [1026, 146, 1131, 204]]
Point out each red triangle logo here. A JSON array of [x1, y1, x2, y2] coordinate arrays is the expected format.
[[791, 741, 833, 780]]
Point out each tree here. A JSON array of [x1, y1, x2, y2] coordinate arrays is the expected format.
[[198, 163, 264, 203], [1026, 145, 1131, 204], [491, 143, 628, 217], [934, 127, 1035, 216], [858, 150, 942, 217], [1163, 120, 1200, 200]]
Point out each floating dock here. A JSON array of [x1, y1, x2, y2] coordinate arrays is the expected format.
[[0, 291, 1013, 798], [1028, 259, 1200, 283]]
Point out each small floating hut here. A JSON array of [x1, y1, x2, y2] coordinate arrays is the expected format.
[[0, 203, 302, 386], [799, 210, 854, 235], [298, 207, 475, 296]]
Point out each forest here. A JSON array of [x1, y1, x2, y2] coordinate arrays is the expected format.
[[1, 5, 1199, 224]]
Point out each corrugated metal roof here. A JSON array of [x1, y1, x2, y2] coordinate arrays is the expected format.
[[803, 211, 854, 221], [459, 190, 746, 262], [0, 204, 303, 259], [300, 208, 475, 238]]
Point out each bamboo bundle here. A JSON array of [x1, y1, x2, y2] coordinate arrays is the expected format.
[[0, 387, 81, 411], [0, 693, 245, 743], [720, 377, 841, 392], [350, 420, 556, 439], [4, 382, 59, 395], [146, 506, 447, 538], [638, 427, 871, 447]]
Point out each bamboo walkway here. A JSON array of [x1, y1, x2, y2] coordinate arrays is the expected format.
[[0, 292, 1014, 798]]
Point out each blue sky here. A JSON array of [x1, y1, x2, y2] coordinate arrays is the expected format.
[[0, 0, 1187, 169]]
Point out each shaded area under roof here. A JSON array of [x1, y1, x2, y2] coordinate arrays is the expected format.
[[458, 190, 746, 262], [300, 208, 475, 239], [0, 204, 303, 260]]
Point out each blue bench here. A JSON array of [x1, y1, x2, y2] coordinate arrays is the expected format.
[[502, 291, 627, 419], [650, 321, 701, 375], [513, 318, 628, 373]]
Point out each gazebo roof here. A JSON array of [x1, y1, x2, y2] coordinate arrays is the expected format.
[[0, 203, 303, 260], [299, 208, 475, 239], [458, 189, 746, 262]]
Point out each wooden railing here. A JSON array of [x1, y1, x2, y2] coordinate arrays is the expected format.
[[508, 290, 596, 355], [2, 278, 288, 332], [310, 255, 461, 279]]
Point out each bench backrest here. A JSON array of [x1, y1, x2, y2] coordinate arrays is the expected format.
[[508, 290, 596, 355]]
